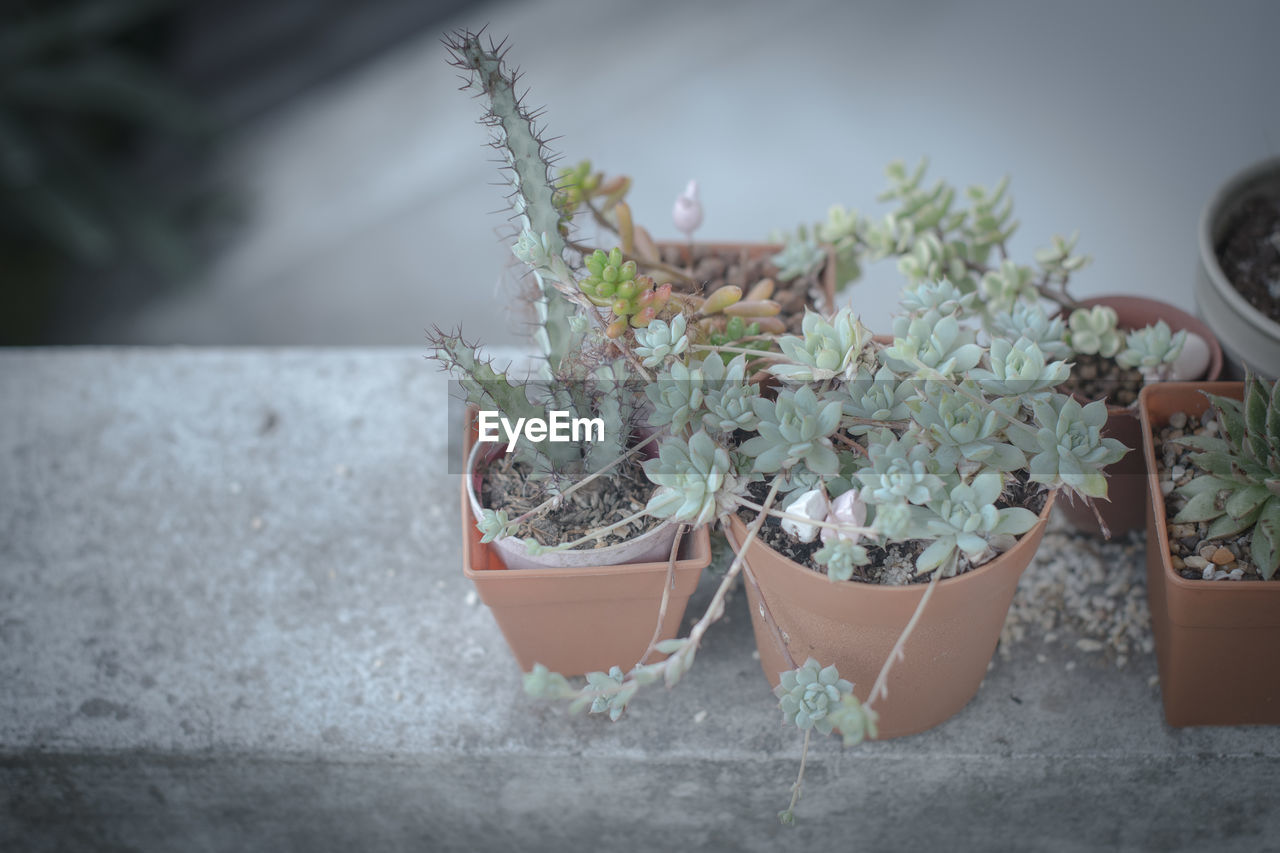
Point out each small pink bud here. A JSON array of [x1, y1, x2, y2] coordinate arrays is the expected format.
[[672, 179, 703, 239], [821, 489, 867, 545]]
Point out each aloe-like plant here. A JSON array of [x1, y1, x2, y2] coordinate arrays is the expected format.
[[1172, 373, 1280, 580]]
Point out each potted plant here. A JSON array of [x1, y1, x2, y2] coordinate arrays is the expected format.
[[433, 32, 721, 677], [1197, 156, 1280, 380], [1139, 373, 1280, 726], [550, 158, 838, 348], [439, 31, 1124, 825], [774, 160, 1223, 536]]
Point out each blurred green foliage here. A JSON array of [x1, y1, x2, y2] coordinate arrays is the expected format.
[[1, 0, 207, 342]]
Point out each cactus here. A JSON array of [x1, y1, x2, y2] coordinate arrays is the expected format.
[[445, 31, 577, 371]]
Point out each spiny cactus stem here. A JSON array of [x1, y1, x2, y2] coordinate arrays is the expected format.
[[508, 431, 659, 529]]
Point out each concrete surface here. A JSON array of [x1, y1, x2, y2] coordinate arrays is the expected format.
[[2, 348, 1279, 851], [74, 0, 1280, 348]]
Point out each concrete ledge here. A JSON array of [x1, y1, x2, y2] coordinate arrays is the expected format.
[[2, 348, 1277, 852]]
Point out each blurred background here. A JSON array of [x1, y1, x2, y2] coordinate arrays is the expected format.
[[2, 0, 1278, 348]]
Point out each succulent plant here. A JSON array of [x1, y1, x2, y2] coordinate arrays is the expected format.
[[1011, 396, 1127, 498], [634, 315, 689, 368], [909, 382, 1028, 472], [769, 308, 872, 383], [857, 429, 950, 507], [812, 538, 870, 581], [1173, 374, 1280, 579], [837, 364, 914, 432], [741, 385, 844, 476], [883, 312, 983, 379], [1066, 305, 1123, 358], [645, 359, 705, 433], [1115, 320, 1186, 381], [699, 354, 761, 434], [970, 337, 1071, 399], [985, 303, 1070, 360], [775, 658, 854, 734], [914, 470, 1040, 574], [644, 430, 740, 526], [771, 227, 827, 282]]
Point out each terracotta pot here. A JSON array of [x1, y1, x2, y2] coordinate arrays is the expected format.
[[1139, 381, 1280, 726], [656, 241, 839, 320], [726, 491, 1056, 739], [1196, 156, 1280, 380], [459, 413, 711, 676], [1056, 295, 1223, 538]]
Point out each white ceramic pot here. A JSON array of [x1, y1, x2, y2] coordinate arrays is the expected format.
[[1196, 156, 1280, 380], [465, 442, 678, 570]]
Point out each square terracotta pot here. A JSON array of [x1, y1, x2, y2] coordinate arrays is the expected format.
[[459, 410, 711, 677], [1139, 381, 1280, 726]]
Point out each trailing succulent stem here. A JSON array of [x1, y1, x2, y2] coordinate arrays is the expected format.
[[445, 30, 577, 371]]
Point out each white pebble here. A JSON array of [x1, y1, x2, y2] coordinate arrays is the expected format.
[[1171, 331, 1211, 381], [1229, 568, 1244, 581], [1065, 661, 1077, 672], [694, 710, 708, 724], [1170, 465, 1186, 481], [464, 590, 478, 606], [1202, 565, 1215, 580]]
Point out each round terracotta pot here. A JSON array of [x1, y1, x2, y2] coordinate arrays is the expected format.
[[1056, 295, 1223, 538], [1196, 156, 1280, 380], [726, 491, 1055, 739], [466, 442, 678, 570]]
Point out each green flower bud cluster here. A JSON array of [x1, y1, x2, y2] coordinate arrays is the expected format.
[[581, 248, 673, 336]]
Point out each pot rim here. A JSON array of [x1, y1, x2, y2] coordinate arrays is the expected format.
[[1197, 156, 1280, 342], [1138, 380, 1280, 592], [725, 488, 1057, 599]]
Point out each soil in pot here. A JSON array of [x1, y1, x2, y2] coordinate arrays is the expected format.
[[1059, 352, 1145, 408], [1153, 408, 1271, 582], [478, 449, 661, 549], [1216, 194, 1280, 324], [736, 476, 1048, 585], [658, 243, 833, 336]]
